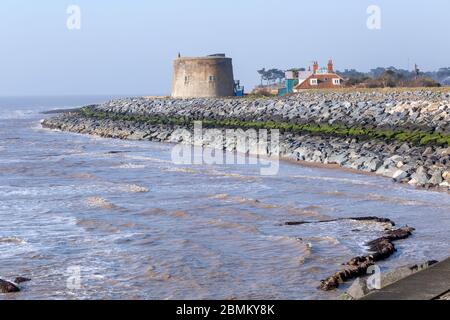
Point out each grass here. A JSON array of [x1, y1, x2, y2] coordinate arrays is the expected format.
[[79, 107, 450, 147]]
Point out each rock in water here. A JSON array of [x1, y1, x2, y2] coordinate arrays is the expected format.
[[319, 226, 415, 291], [14, 277, 31, 284], [0, 279, 20, 293]]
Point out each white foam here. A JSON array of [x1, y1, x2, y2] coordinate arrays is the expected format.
[[0, 237, 27, 245], [124, 154, 172, 164], [292, 174, 379, 187], [113, 163, 147, 169], [0, 109, 35, 119]]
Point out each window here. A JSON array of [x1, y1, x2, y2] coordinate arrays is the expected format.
[[310, 78, 318, 86], [208, 75, 216, 82], [184, 75, 190, 84], [332, 78, 341, 85]]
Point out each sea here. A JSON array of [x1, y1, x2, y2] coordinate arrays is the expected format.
[[0, 95, 449, 300]]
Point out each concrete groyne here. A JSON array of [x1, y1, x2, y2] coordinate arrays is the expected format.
[[42, 90, 450, 191]]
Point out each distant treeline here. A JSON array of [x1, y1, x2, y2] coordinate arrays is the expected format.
[[256, 66, 450, 89], [257, 68, 285, 85], [337, 67, 450, 88]]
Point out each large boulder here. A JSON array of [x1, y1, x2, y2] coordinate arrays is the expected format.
[[327, 153, 349, 166], [393, 169, 409, 181], [409, 166, 431, 185], [0, 279, 20, 293], [428, 170, 443, 185], [443, 170, 450, 181]]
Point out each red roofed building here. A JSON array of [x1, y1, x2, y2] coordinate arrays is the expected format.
[[294, 60, 344, 91]]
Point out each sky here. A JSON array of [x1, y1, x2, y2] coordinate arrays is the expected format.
[[0, 0, 449, 96]]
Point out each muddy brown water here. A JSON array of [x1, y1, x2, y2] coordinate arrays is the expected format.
[[0, 96, 449, 300]]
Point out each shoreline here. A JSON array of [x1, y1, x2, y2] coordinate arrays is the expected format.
[[37, 110, 423, 183], [36, 122, 398, 177], [280, 157, 450, 194], [41, 124, 450, 193], [40, 107, 82, 115], [40, 90, 450, 192], [40, 121, 449, 195]]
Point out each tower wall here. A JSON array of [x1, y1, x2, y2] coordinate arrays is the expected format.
[[171, 56, 235, 98]]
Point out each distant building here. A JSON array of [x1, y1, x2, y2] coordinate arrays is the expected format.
[[171, 53, 243, 98], [278, 70, 300, 96], [293, 60, 344, 91]]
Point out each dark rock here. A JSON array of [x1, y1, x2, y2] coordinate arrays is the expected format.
[[319, 225, 415, 291], [14, 277, 31, 284], [284, 221, 308, 226], [0, 279, 20, 293], [285, 216, 395, 227]]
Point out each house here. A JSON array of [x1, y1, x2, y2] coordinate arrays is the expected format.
[[277, 70, 312, 96], [293, 60, 344, 91], [278, 71, 297, 96]]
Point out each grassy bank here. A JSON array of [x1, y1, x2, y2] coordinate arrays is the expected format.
[[79, 107, 450, 147]]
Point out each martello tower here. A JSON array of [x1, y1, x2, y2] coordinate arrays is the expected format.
[[171, 54, 235, 98]]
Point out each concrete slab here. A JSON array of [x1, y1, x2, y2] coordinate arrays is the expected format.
[[362, 258, 450, 300]]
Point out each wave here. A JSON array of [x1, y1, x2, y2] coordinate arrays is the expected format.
[[68, 173, 97, 180], [165, 167, 199, 174], [76, 218, 119, 233], [208, 193, 277, 209], [304, 236, 340, 245], [124, 155, 172, 164], [118, 184, 149, 193], [137, 208, 166, 216], [113, 163, 147, 169], [292, 174, 380, 187], [262, 235, 312, 263], [206, 218, 259, 233], [0, 237, 27, 245], [0, 110, 35, 119], [84, 197, 118, 210], [208, 169, 259, 181], [285, 206, 332, 220], [145, 266, 172, 281]]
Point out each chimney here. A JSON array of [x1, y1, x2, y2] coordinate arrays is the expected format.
[[328, 59, 333, 73], [313, 61, 319, 74]]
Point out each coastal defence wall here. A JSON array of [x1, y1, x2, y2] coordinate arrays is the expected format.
[[42, 90, 450, 191], [172, 56, 235, 98]]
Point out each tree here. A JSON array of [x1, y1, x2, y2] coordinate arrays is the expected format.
[[257, 68, 285, 86], [257, 68, 266, 86], [274, 69, 285, 83], [378, 70, 403, 87]]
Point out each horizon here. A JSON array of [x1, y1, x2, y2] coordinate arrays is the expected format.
[[1, 0, 449, 96], [1, 63, 449, 98]]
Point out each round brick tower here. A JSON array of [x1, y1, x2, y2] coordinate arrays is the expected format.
[[171, 54, 235, 98]]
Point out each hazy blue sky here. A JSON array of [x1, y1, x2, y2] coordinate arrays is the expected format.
[[0, 0, 449, 96]]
